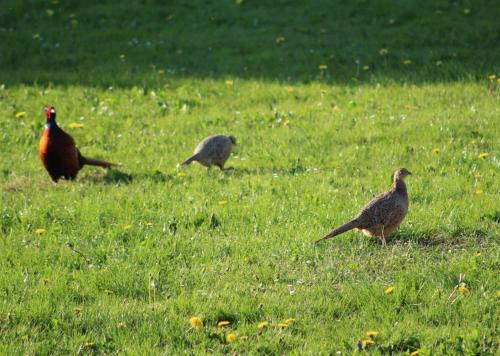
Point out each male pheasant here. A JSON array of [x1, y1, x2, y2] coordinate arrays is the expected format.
[[182, 134, 236, 170], [39, 106, 118, 182], [316, 168, 411, 246]]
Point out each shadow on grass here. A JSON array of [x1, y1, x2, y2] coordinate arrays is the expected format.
[[80, 169, 133, 185], [0, 0, 498, 87], [387, 226, 489, 248]]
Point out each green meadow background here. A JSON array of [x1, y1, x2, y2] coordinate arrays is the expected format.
[[0, 0, 499, 354]]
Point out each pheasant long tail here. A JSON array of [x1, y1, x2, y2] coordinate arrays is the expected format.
[[315, 219, 360, 243], [181, 153, 199, 166], [80, 156, 120, 169]]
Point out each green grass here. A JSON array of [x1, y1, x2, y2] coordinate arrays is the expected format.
[[1, 0, 499, 354]]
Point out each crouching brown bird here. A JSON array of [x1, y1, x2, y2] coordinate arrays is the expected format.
[[316, 168, 411, 246], [39, 106, 119, 182], [182, 134, 236, 170]]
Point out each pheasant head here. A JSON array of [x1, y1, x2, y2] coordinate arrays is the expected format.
[[44, 106, 57, 127], [394, 168, 411, 181]]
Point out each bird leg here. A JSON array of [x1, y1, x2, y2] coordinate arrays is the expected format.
[[380, 226, 387, 247]]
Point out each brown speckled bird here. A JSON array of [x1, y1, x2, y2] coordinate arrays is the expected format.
[[182, 134, 236, 170], [39, 106, 118, 182], [316, 168, 411, 246]]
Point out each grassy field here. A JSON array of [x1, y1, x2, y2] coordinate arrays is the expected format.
[[1, 0, 499, 354]]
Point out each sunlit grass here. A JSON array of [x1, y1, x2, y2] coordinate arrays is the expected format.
[[0, 0, 499, 353], [0, 79, 498, 354]]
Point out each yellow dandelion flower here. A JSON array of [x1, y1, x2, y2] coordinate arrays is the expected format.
[[217, 320, 230, 327], [436, 60, 443, 66], [366, 331, 378, 338], [83, 341, 94, 348], [177, 172, 186, 177], [73, 307, 82, 314], [276, 36, 285, 44], [403, 59, 412, 65], [218, 200, 228, 206], [488, 74, 496, 81], [278, 322, 288, 328], [379, 48, 388, 56], [124, 224, 132, 230], [474, 251, 481, 257], [432, 148, 440, 155], [364, 339, 375, 346], [362, 65, 370, 71], [32, 33, 40, 39], [15, 111, 27, 118], [318, 64, 328, 70], [68, 122, 85, 129], [226, 333, 236, 343], [475, 190, 483, 196], [46, 9, 55, 16], [496, 290, 500, 296], [459, 285, 469, 295], [225, 80, 234, 86], [384, 286, 395, 294], [463, 8, 471, 15], [189, 316, 203, 328], [257, 321, 269, 329], [410, 350, 420, 356], [35, 228, 46, 235], [388, 18, 395, 24], [478, 152, 489, 159]]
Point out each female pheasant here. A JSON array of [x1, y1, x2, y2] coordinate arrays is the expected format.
[[316, 168, 411, 246], [39, 106, 118, 182], [182, 134, 236, 170]]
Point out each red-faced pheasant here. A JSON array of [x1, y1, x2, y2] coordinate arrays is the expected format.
[[39, 106, 118, 182], [316, 168, 412, 246], [182, 134, 236, 170]]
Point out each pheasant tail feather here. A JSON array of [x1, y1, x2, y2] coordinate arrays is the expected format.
[[315, 219, 360, 243]]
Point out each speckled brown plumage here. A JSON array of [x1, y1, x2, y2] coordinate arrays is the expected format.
[[182, 134, 236, 170], [316, 168, 411, 246]]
